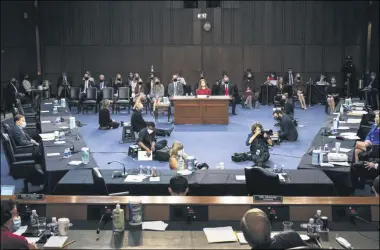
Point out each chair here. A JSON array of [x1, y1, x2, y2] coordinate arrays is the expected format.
[[1, 133, 41, 193], [2, 123, 35, 154], [67, 87, 81, 114], [102, 87, 114, 100], [121, 123, 136, 143], [244, 166, 280, 195], [82, 87, 98, 114], [91, 168, 130, 196], [292, 95, 300, 108], [115, 87, 131, 114]]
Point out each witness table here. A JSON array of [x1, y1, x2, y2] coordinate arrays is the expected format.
[[172, 96, 230, 124]]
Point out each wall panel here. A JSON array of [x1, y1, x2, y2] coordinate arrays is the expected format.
[[305, 46, 322, 73], [324, 46, 343, 73], [283, 46, 302, 73], [63, 46, 82, 74], [202, 46, 222, 84], [44, 46, 62, 74], [263, 46, 282, 73], [162, 47, 183, 85], [221, 46, 243, 88], [243, 46, 262, 73]]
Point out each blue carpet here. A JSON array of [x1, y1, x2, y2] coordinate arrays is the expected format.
[[1, 104, 328, 193]]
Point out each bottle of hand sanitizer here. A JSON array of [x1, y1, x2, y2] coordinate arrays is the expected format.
[[112, 203, 125, 232]]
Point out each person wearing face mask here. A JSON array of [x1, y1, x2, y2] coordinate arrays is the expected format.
[[80, 73, 95, 103], [325, 77, 340, 114], [341, 56, 357, 96], [168, 74, 184, 98], [131, 100, 173, 137], [136, 122, 169, 159], [219, 76, 238, 115], [273, 110, 298, 142], [21, 75, 32, 95], [283, 68, 295, 98], [96, 74, 109, 102], [317, 73, 327, 85], [293, 73, 307, 109], [245, 123, 273, 167], [134, 78, 146, 98], [1, 200, 37, 249], [354, 111, 380, 163], [282, 94, 294, 120], [7, 78, 28, 106], [99, 99, 120, 129], [196, 79, 211, 95], [127, 72, 134, 86], [150, 77, 165, 104], [365, 72, 379, 110], [112, 73, 123, 95]]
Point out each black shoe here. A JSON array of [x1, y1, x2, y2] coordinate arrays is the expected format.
[[166, 126, 174, 137], [232, 112, 237, 115]]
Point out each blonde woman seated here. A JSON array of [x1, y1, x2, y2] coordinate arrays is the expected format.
[[169, 141, 208, 170], [99, 99, 120, 129], [150, 77, 165, 103], [196, 79, 211, 96]]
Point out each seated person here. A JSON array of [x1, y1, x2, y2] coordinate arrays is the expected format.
[[243, 86, 254, 109], [351, 160, 379, 190], [195, 79, 211, 96], [294, 73, 307, 110], [113, 73, 123, 95], [21, 75, 33, 99], [1, 200, 37, 249], [354, 111, 379, 162], [168, 176, 189, 196], [373, 176, 379, 197], [316, 73, 328, 85], [136, 122, 168, 158], [150, 77, 165, 104], [131, 101, 173, 137], [283, 94, 294, 120], [273, 110, 298, 141], [98, 100, 119, 129], [169, 141, 187, 170], [246, 123, 272, 167], [240, 208, 318, 249], [80, 73, 95, 103], [325, 77, 339, 114]]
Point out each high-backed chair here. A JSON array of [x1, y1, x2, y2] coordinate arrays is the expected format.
[[101, 87, 115, 112], [91, 168, 130, 196], [2, 123, 35, 154], [82, 87, 98, 114], [115, 87, 131, 114], [67, 87, 81, 113], [244, 166, 280, 196]]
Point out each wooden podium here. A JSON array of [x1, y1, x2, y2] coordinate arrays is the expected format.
[[172, 96, 230, 124]]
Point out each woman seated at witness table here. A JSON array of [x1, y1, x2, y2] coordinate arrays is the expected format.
[[98, 100, 120, 129], [131, 97, 173, 137], [169, 141, 208, 170], [354, 111, 380, 162], [325, 77, 340, 114], [196, 79, 211, 96], [294, 73, 307, 110]]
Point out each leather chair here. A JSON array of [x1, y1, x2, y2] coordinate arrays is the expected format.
[[1, 133, 43, 193], [67, 87, 81, 114], [82, 87, 98, 114], [115, 87, 131, 114], [2, 123, 35, 154], [244, 166, 280, 195], [91, 168, 130, 196]]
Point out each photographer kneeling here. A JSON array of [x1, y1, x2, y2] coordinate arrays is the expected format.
[[245, 123, 273, 167], [273, 110, 298, 142]]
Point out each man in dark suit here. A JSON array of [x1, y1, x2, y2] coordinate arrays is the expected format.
[[283, 94, 294, 120], [241, 208, 318, 249], [365, 72, 379, 110], [96, 74, 109, 102], [273, 110, 298, 142], [351, 160, 379, 190], [219, 76, 238, 115], [80, 73, 95, 103], [283, 68, 295, 98]]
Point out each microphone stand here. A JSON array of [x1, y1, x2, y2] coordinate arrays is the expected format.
[[108, 161, 127, 177]]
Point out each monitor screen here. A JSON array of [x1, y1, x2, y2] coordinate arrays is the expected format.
[[1, 185, 15, 195]]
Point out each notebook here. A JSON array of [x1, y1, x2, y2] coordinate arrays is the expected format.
[[203, 226, 237, 243], [44, 236, 68, 248]]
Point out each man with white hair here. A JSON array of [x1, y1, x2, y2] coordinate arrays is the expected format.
[[96, 74, 109, 102]]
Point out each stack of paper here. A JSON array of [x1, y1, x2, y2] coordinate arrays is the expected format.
[[347, 119, 361, 124], [41, 120, 51, 124], [349, 110, 368, 115], [176, 169, 192, 176], [124, 175, 147, 182], [142, 221, 168, 231], [343, 135, 360, 140], [44, 236, 68, 248], [40, 133, 55, 141], [235, 175, 245, 181], [46, 153, 60, 157], [236, 231, 280, 244], [68, 161, 83, 166], [341, 132, 357, 136], [332, 148, 352, 153], [203, 226, 237, 243], [40, 110, 50, 113], [14, 226, 27, 236], [337, 126, 350, 130], [329, 162, 350, 166], [26, 237, 41, 243]]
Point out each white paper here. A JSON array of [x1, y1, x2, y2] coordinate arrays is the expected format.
[[235, 175, 245, 181], [40, 110, 49, 113], [271, 232, 279, 238], [176, 169, 193, 176], [352, 102, 364, 107], [46, 153, 60, 157], [40, 133, 55, 138], [54, 141, 65, 144], [203, 226, 237, 243], [142, 221, 168, 231], [300, 234, 310, 241], [329, 161, 350, 166], [42, 138, 54, 141], [320, 163, 335, 167], [138, 151, 153, 161], [347, 119, 361, 124], [328, 136, 336, 139], [44, 102, 53, 105], [41, 121, 51, 124], [344, 135, 360, 140], [68, 161, 83, 166], [332, 147, 351, 153], [350, 110, 367, 115], [278, 174, 286, 182], [59, 126, 69, 129], [26, 237, 41, 243], [124, 175, 146, 182], [44, 236, 68, 248], [333, 112, 340, 115], [341, 132, 357, 136], [339, 121, 347, 124], [236, 232, 247, 244], [13, 226, 27, 236], [337, 126, 350, 130], [149, 177, 160, 182]]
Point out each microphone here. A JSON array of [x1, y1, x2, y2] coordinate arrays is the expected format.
[[96, 207, 112, 240], [108, 161, 127, 178]]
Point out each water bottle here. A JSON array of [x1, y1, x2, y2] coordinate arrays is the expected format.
[[339, 104, 344, 115], [187, 156, 195, 171], [30, 210, 38, 227], [64, 148, 69, 158], [139, 165, 144, 175], [219, 161, 225, 170], [67, 148, 72, 158], [178, 157, 185, 171], [146, 166, 151, 176], [324, 143, 329, 153], [280, 164, 284, 173], [81, 147, 89, 164], [53, 106, 58, 114], [273, 164, 278, 173], [307, 218, 316, 235]]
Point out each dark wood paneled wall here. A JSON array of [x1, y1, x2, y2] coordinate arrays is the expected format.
[[2, 1, 378, 91]]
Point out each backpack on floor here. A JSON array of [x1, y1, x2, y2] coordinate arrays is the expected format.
[[154, 148, 170, 162]]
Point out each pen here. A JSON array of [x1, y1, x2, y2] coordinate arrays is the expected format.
[[61, 240, 75, 248]]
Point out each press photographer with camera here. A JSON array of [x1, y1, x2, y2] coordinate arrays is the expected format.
[[245, 122, 272, 167]]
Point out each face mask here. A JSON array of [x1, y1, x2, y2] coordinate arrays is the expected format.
[[375, 116, 379, 125], [224, 81, 228, 84], [331, 80, 336, 85], [173, 79, 177, 82], [288, 71, 292, 74], [11, 80, 16, 84], [371, 76, 376, 80], [84, 77, 89, 80], [155, 82, 160, 85], [12, 217, 21, 232], [177, 150, 183, 156], [247, 73, 252, 78], [20, 121, 27, 128], [138, 82, 142, 85], [271, 75, 275, 78], [147, 129, 153, 134]]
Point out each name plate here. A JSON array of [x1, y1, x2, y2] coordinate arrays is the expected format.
[[16, 194, 45, 200], [253, 195, 283, 202]]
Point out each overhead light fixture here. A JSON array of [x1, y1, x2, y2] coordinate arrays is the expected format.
[[197, 13, 207, 20]]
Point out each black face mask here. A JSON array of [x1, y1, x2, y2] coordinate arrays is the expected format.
[[155, 82, 160, 85], [25, 77, 28, 80], [173, 79, 177, 82], [297, 77, 300, 80], [224, 81, 228, 84], [138, 82, 142, 85], [84, 77, 89, 80], [11, 80, 16, 84]]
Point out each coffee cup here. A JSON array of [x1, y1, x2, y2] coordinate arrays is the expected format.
[[58, 218, 70, 236]]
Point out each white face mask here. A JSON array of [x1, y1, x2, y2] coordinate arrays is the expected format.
[[177, 150, 183, 156], [12, 217, 21, 232], [147, 129, 153, 134], [20, 121, 27, 128], [371, 76, 376, 80]]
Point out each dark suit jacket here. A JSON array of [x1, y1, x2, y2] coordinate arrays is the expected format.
[[57, 76, 73, 86], [96, 81, 109, 90], [256, 231, 317, 249], [131, 110, 146, 133], [98, 108, 112, 127], [11, 125, 33, 146], [279, 114, 298, 141], [284, 100, 294, 119], [284, 73, 295, 85], [219, 81, 239, 98], [80, 80, 95, 92]]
